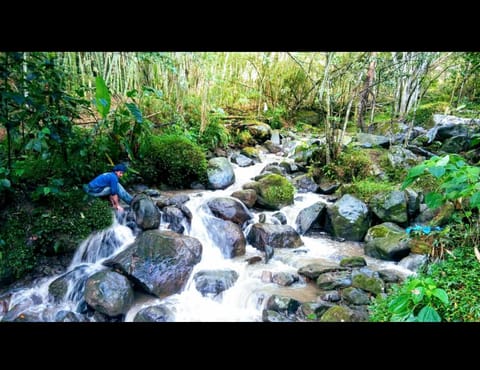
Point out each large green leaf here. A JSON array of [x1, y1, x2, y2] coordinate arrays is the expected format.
[[126, 102, 143, 123], [432, 288, 449, 305], [0, 178, 11, 188], [95, 76, 111, 119], [401, 164, 427, 189], [388, 295, 410, 314], [436, 155, 450, 167], [411, 286, 425, 304], [469, 192, 480, 210], [425, 192, 444, 209], [401, 177, 416, 190], [417, 306, 441, 322], [429, 166, 446, 178], [407, 164, 427, 178]]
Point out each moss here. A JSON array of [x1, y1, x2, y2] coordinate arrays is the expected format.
[[322, 146, 372, 183], [258, 174, 295, 208], [240, 146, 260, 159], [0, 189, 112, 284], [138, 134, 208, 188], [406, 101, 450, 127], [352, 274, 384, 295], [339, 179, 397, 203]]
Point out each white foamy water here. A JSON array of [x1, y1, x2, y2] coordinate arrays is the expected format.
[[2, 148, 414, 322], [125, 152, 413, 322]]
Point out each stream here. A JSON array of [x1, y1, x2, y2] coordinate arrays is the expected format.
[[0, 149, 414, 322]]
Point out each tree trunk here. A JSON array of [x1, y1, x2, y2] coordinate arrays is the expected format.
[[357, 52, 376, 132], [318, 53, 333, 164], [457, 60, 471, 106]]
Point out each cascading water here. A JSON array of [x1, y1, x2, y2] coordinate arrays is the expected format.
[[0, 218, 134, 322], [124, 152, 414, 322], [0, 146, 414, 322]]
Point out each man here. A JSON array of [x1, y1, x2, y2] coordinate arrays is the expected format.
[[84, 163, 133, 212]]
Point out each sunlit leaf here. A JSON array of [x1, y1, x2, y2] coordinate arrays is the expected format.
[[411, 287, 425, 304], [429, 166, 445, 178], [0, 178, 11, 188], [95, 76, 111, 119], [425, 192, 444, 209], [436, 155, 450, 167], [432, 288, 449, 305], [417, 306, 441, 322], [388, 295, 410, 314], [126, 103, 143, 123]]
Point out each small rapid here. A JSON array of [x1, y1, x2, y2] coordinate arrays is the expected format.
[[0, 150, 414, 322]]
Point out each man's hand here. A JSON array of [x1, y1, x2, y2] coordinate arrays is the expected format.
[[110, 194, 123, 212]]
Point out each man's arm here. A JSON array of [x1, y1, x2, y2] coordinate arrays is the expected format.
[[109, 194, 124, 212]]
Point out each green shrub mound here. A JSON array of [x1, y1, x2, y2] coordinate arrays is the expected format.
[[139, 134, 208, 188]]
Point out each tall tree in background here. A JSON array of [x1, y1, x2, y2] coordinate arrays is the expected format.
[[357, 52, 377, 132]]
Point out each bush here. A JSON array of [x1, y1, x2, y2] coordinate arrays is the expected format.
[[0, 189, 112, 285], [428, 246, 480, 321], [0, 216, 36, 285], [338, 179, 398, 203], [369, 275, 449, 322], [369, 245, 480, 322], [195, 115, 231, 151], [138, 134, 208, 188], [322, 146, 372, 183]]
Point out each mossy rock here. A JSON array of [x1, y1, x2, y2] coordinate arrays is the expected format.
[[252, 174, 295, 210]]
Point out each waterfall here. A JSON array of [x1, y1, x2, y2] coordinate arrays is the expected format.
[[0, 149, 413, 322], [0, 218, 134, 322]]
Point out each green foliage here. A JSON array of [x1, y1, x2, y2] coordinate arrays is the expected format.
[[372, 111, 393, 124], [370, 245, 480, 322], [401, 154, 480, 211], [369, 276, 449, 322], [0, 165, 11, 193], [10, 157, 61, 190], [264, 105, 288, 129], [322, 146, 372, 183], [94, 76, 111, 119], [261, 174, 295, 206], [427, 246, 480, 321], [406, 101, 450, 127], [90, 77, 154, 164], [0, 52, 86, 171], [235, 130, 254, 146], [194, 115, 232, 151], [339, 179, 398, 203], [0, 189, 112, 283], [30, 190, 113, 254], [0, 213, 37, 284], [138, 134, 208, 188]]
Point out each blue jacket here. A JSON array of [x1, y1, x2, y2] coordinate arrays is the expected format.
[[88, 172, 120, 196]]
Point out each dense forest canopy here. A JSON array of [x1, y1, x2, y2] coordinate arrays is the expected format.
[[2, 51, 479, 172]]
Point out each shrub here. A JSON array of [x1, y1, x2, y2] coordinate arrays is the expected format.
[[370, 245, 480, 322], [428, 246, 480, 321], [0, 189, 112, 284], [139, 134, 208, 188], [322, 146, 372, 182], [369, 276, 449, 322], [338, 179, 398, 203]]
